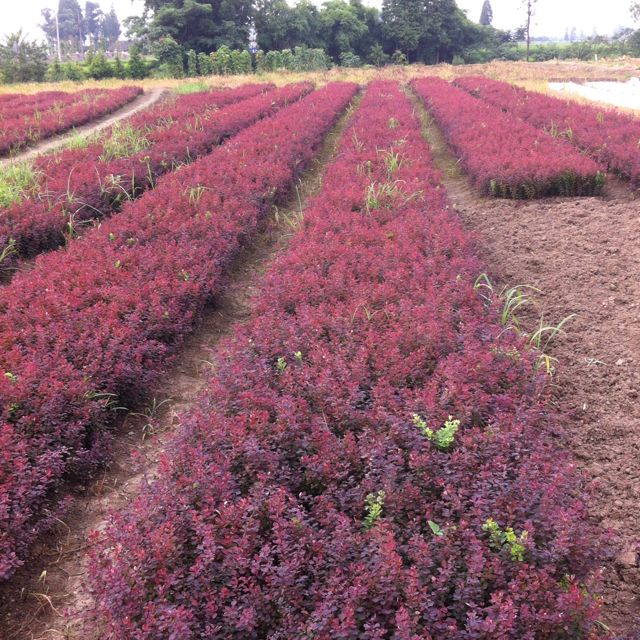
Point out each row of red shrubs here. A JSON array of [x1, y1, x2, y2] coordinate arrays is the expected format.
[[88, 81, 603, 638], [0, 82, 358, 581], [411, 77, 604, 199], [0, 90, 82, 119], [454, 75, 640, 189], [0, 86, 143, 155], [0, 83, 303, 272]]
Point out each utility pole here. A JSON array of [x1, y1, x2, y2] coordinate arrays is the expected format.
[[55, 9, 62, 61]]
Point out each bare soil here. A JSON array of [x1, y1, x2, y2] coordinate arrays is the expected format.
[[0, 88, 166, 168], [412, 93, 640, 637], [0, 93, 359, 640]]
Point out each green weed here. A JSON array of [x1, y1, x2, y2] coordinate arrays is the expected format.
[[363, 490, 385, 529], [0, 162, 41, 207]]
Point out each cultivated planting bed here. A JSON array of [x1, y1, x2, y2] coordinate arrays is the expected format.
[[0, 87, 143, 156], [87, 81, 602, 638], [412, 77, 604, 198], [0, 81, 357, 581], [0, 83, 313, 271], [454, 75, 640, 188]]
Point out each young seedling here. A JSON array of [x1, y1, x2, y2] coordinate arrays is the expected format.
[[363, 490, 385, 529], [130, 397, 173, 440], [428, 520, 444, 536], [482, 518, 528, 562], [413, 414, 460, 451]]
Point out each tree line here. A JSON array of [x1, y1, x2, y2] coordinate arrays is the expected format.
[[131, 0, 508, 67]]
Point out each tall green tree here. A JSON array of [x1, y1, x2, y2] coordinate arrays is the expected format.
[[40, 8, 59, 57], [85, 1, 104, 47], [381, 0, 477, 63], [145, 0, 252, 52], [103, 5, 121, 48], [318, 0, 368, 61], [0, 31, 49, 83], [254, 0, 292, 51], [479, 0, 493, 25], [58, 0, 85, 53], [288, 0, 324, 49]]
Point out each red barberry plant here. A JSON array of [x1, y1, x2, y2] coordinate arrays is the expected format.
[[454, 75, 640, 189], [0, 86, 143, 155], [0, 82, 358, 582], [411, 77, 604, 198], [88, 81, 603, 639]]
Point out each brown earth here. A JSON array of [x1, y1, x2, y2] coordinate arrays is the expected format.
[[411, 92, 640, 637], [0, 88, 166, 168], [0, 92, 358, 640]]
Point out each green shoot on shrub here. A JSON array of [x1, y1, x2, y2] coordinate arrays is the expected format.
[[363, 490, 385, 529], [413, 414, 460, 450], [482, 518, 528, 562]]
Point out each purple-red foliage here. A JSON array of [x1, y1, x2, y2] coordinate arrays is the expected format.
[[454, 75, 640, 188], [88, 81, 603, 639], [0, 81, 357, 581], [0, 86, 143, 155], [0, 83, 280, 269], [411, 77, 603, 198]]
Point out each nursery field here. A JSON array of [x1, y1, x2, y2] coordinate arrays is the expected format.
[[0, 67, 639, 639]]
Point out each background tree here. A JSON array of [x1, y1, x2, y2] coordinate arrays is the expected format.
[[632, 2, 640, 21], [84, 1, 104, 48], [57, 0, 85, 54], [127, 43, 148, 77], [40, 8, 59, 57], [145, 0, 252, 52], [287, 0, 324, 49], [152, 34, 184, 76], [382, 0, 480, 63], [318, 0, 368, 61], [123, 11, 152, 50], [479, 0, 493, 26], [0, 31, 49, 83], [103, 5, 121, 48], [254, 0, 293, 51]]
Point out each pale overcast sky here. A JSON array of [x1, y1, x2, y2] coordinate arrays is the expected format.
[[1, 0, 636, 41]]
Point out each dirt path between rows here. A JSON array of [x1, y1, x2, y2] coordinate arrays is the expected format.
[[0, 94, 359, 640], [0, 88, 167, 168], [410, 91, 640, 637]]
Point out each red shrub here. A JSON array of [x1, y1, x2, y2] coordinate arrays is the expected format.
[[0, 87, 143, 155], [411, 77, 604, 198], [0, 82, 358, 581], [0, 83, 280, 270], [88, 81, 603, 639], [455, 75, 640, 188]]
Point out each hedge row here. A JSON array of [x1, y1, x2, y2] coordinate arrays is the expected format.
[[88, 81, 602, 638], [0, 83, 296, 270], [454, 75, 640, 189], [0, 86, 142, 155], [411, 77, 604, 198], [0, 81, 357, 581]]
